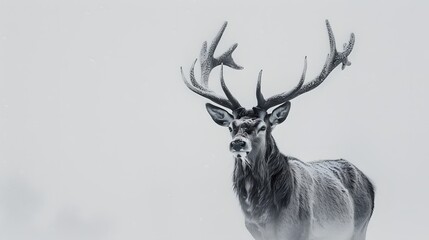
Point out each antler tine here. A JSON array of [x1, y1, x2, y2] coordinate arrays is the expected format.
[[181, 66, 235, 109], [257, 57, 307, 109], [256, 70, 265, 107], [189, 59, 204, 90], [258, 20, 354, 110], [291, 20, 355, 98], [200, 21, 243, 89], [181, 22, 243, 110], [220, 64, 241, 109]]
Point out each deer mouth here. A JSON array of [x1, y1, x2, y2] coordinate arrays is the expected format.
[[230, 143, 251, 158], [233, 151, 250, 158], [232, 151, 252, 168]]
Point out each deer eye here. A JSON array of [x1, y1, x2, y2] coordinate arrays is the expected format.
[[228, 127, 233, 132], [259, 126, 266, 132]]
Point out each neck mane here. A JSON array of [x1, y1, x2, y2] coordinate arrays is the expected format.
[[232, 134, 294, 220]]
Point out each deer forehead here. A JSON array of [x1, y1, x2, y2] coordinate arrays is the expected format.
[[230, 118, 264, 130]]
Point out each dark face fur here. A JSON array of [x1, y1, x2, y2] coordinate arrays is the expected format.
[[228, 117, 267, 160], [205, 102, 291, 163]]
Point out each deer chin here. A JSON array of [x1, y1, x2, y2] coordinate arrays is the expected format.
[[232, 151, 252, 167], [232, 151, 250, 158]]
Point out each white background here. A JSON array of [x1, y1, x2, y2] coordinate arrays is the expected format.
[[0, 1, 428, 239]]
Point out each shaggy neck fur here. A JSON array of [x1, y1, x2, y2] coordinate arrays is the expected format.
[[232, 131, 295, 222]]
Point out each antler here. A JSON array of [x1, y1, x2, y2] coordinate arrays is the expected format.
[[256, 20, 355, 110], [181, 22, 243, 110]]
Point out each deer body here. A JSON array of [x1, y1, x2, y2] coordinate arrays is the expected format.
[[234, 145, 373, 240], [229, 116, 373, 240], [181, 21, 374, 240]]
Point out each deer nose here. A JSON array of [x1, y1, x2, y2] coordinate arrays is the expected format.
[[230, 140, 246, 151]]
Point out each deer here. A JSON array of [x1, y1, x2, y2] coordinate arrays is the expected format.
[[180, 21, 375, 240]]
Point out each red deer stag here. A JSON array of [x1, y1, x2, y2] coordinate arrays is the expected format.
[[180, 21, 374, 240]]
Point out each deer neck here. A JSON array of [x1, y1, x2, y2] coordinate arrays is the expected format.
[[233, 134, 295, 221]]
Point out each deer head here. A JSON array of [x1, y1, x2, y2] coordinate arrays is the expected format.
[[181, 21, 354, 164]]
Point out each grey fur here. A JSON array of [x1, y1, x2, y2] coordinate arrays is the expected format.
[[230, 123, 374, 240], [181, 21, 374, 240]]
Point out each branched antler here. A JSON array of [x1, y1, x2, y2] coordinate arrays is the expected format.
[[181, 22, 243, 110], [256, 20, 355, 110]]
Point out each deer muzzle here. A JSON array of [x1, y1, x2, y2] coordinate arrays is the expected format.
[[230, 137, 251, 157]]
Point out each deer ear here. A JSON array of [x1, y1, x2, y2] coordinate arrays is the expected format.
[[269, 102, 291, 126], [205, 103, 234, 127]]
